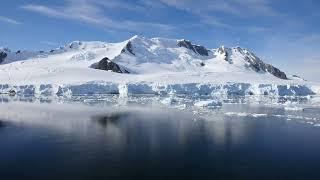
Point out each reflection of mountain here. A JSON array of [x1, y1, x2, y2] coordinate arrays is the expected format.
[[0, 101, 275, 148], [1, 102, 320, 179], [91, 113, 130, 127]]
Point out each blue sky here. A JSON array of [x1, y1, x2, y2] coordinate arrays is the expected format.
[[0, 0, 320, 80]]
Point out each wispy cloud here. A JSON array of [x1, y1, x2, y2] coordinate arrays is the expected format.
[[21, 0, 175, 32], [159, 0, 280, 17], [20, 0, 283, 32], [139, 0, 167, 8], [0, 16, 21, 25], [200, 15, 232, 29], [150, 0, 281, 29]]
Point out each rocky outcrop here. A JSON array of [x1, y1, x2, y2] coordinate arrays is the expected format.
[[92, 57, 129, 73], [264, 64, 288, 80], [121, 41, 135, 55], [239, 48, 288, 80], [177, 40, 209, 56], [177, 40, 194, 51], [0, 48, 10, 64], [194, 45, 209, 56], [0, 51, 7, 64], [69, 41, 82, 49], [217, 46, 229, 62], [291, 75, 306, 81]]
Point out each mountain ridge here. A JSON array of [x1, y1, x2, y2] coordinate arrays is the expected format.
[[0, 34, 319, 97], [0, 35, 294, 81]]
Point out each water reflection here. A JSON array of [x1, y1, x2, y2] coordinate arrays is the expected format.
[[1, 101, 320, 179], [92, 113, 130, 127], [0, 120, 4, 128]]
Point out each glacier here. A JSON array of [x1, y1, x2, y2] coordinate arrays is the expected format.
[[0, 35, 319, 98]]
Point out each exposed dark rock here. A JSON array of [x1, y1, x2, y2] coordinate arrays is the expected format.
[[121, 41, 135, 55], [217, 46, 229, 62], [178, 40, 194, 51], [0, 51, 7, 64], [217, 46, 225, 54], [69, 41, 82, 49], [177, 40, 209, 56], [194, 45, 209, 56], [291, 75, 307, 81], [229, 47, 286, 79], [50, 50, 55, 53], [8, 89, 16, 96], [242, 51, 288, 80], [92, 57, 129, 73], [200, 62, 205, 67], [16, 50, 21, 54], [265, 64, 288, 80]]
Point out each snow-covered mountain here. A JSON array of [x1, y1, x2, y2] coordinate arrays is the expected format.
[[0, 36, 319, 96]]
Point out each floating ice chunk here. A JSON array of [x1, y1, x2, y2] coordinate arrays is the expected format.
[[194, 100, 222, 108], [251, 113, 268, 117], [176, 104, 187, 110], [225, 112, 248, 117], [284, 106, 304, 111], [225, 112, 268, 117], [161, 97, 176, 105]]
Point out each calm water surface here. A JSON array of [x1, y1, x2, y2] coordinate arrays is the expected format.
[[1, 98, 320, 180]]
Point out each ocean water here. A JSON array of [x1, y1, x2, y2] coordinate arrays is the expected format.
[[0, 95, 320, 179]]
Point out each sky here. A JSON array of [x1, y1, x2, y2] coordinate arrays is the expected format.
[[0, 0, 319, 81]]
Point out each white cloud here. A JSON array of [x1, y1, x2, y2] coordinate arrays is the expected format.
[[93, 0, 145, 12], [159, 0, 279, 17], [0, 16, 21, 25], [21, 0, 175, 32], [148, 0, 283, 29], [200, 15, 232, 29], [139, 0, 167, 8]]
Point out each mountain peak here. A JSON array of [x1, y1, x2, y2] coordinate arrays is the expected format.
[[128, 35, 145, 42], [177, 39, 210, 56], [67, 41, 83, 49], [0, 36, 291, 80], [0, 47, 11, 53]]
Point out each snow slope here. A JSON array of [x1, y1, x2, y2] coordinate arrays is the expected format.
[[0, 36, 318, 96]]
